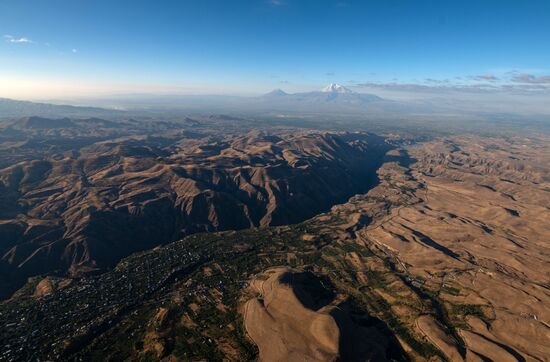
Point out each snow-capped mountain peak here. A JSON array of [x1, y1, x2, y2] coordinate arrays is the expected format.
[[321, 83, 354, 93]]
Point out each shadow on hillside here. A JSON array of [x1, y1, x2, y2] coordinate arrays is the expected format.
[[280, 270, 410, 362]]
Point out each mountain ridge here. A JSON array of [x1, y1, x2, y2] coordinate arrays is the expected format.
[[0, 97, 122, 119], [0, 124, 390, 298]]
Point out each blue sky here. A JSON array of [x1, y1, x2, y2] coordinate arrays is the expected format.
[[1, 0, 549, 99]]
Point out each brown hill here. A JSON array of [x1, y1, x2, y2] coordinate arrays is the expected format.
[[244, 267, 401, 361], [2, 132, 548, 361], [0, 129, 390, 298]]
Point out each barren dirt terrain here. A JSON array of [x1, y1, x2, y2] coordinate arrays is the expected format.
[[244, 267, 342, 362], [0, 118, 548, 361], [241, 134, 550, 362], [244, 267, 400, 362], [0, 116, 389, 298], [324, 134, 550, 361]]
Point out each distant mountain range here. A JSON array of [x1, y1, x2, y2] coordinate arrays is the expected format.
[[264, 83, 359, 97], [3, 83, 545, 120], [0, 84, 391, 118], [259, 83, 384, 108], [0, 97, 122, 120]]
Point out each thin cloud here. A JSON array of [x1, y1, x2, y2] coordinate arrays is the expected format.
[[354, 69, 550, 95], [424, 78, 450, 84], [354, 81, 549, 95], [4, 35, 77, 53], [472, 74, 499, 82], [268, 0, 286, 5], [511, 73, 550, 84], [3, 35, 33, 44], [356, 82, 493, 93]]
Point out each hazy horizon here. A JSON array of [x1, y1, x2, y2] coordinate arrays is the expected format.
[[1, 0, 549, 115]]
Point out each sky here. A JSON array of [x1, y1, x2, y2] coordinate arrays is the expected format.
[[1, 0, 549, 101]]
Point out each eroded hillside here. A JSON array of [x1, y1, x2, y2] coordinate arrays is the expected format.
[[2, 133, 548, 361], [0, 118, 390, 298]]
